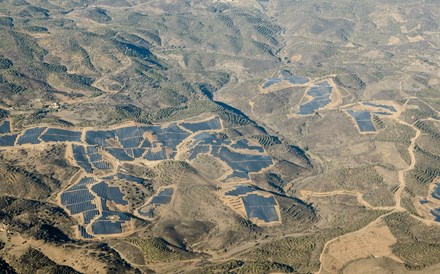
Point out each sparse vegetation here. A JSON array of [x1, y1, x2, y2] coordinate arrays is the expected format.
[[385, 213, 440, 270]]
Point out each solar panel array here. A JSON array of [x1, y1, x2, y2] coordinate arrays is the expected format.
[[186, 132, 272, 181], [17, 127, 47, 145], [60, 177, 98, 228], [347, 110, 376, 132], [91, 182, 128, 205], [242, 194, 279, 223], [72, 145, 94, 173], [262, 72, 309, 89], [0, 134, 17, 146], [40, 128, 82, 143], [181, 116, 222, 132], [72, 144, 111, 173], [60, 177, 135, 237], [0, 120, 11, 134], [137, 187, 174, 219], [363, 102, 397, 113], [0, 117, 224, 166], [0, 115, 288, 233], [298, 81, 333, 115]]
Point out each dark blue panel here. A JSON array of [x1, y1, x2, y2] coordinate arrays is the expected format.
[[143, 148, 167, 160], [188, 145, 210, 160], [140, 139, 151, 148], [262, 78, 283, 89], [83, 210, 100, 224], [154, 123, 190, 150], [106, 148, 134, 161], [125, 148, 134, 158], [66, 201, 97, 214], [40, 134, 81, 142], [0, 120, 11, 134], [116, 126, 144, 139], [347, 110, 376, 132], [181, 117, 222, 132], [91, 221, 122, 234], [0, 134, 17, 146], [284, 75, 309, 85], [72, 144, 86, 154], [225, 170, 250, 180], [78, 225, 94, 238], [92, 161, 111, 170], [246, 204, 279, 222], [432, 183, 440, 200], [61, 189, 95, 205], [69, 177, 95, 191], [120, 136, 143, 148], [150, 188, 174, 205], [44, 128, 82, 137], [297, 81, 332, 115], [101, 198, 109, 211], [214, 147, 272, 171], [242, 194, 279, 222], [363, 102, 397, 112], [72, 144, 88, 162], [132, 148, 145, 158], [91, 182, 127, 205], [375, 112, 392, 116], [431, 208, 440, 222], [85, 130, 116, 147], [242, 194, 277, 206], [348, 110, 371, 121], [86, 146, 98, 154], [88, 153, 102, 162], [141, 125, 162, 135], [357, 121, 376, 132], [298, 99, 330, 115], [77, 161, 93, 173], [17, 127, 46, 145]]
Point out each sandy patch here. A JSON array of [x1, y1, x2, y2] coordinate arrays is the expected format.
[[374, 141, 408, 170], [320, 220, 402, 274], [290, 54, 302, 62], [407, 35, 424, 43], [387, 36, 401, 45], [400, 25, 408, 33], [428, 78, 439, 86]]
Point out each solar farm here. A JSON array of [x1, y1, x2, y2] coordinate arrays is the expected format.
[[262, 71, 309, 89], [0, 115, 290, 237], [259, 72, 401, 137], [136, 187, 174, 219], [185, 132, 273, 182], [58, 169, 160, 237], [297, 81, 334, 115], [222, 183, 281, 225], [346, 110, 377, 132], [2, 108, 404, 234], [2, 0, 440, 272], [345, 101, 399, 133]]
